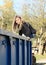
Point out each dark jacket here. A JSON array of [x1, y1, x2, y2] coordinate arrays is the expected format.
[[19, 22, 36, 38]]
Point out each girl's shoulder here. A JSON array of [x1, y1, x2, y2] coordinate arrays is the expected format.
[[22, 21, 29, 27]]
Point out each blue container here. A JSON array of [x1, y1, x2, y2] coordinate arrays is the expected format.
[[0, 36, 11, 65], [0, 36, 7, 65], [0, 29, 32, 65]]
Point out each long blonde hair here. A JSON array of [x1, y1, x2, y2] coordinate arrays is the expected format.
[[12, 15, 23, 33]]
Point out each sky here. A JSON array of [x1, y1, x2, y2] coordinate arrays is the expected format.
[[0, 0, 4, 5], [13, 0, 32, 15], [0, 0, 46, 16]]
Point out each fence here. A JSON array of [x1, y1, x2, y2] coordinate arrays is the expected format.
[[0, 29, 32, 65]]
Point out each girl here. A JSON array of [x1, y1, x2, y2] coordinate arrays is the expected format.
[[12, 15, 36, 38]]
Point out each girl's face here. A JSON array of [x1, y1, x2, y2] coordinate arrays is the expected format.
[[15, 17, 22, 24]]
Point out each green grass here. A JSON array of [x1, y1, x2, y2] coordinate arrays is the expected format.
[[35, 54, 46, 60]]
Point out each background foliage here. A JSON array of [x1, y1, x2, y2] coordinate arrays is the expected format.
[[0, 0, 46, 40]]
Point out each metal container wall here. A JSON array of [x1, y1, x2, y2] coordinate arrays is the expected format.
[[0, 29, 32, 65], [11, 39, 32, 65], [0, 35, 11, 65], [0, 36, 7, 65]]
